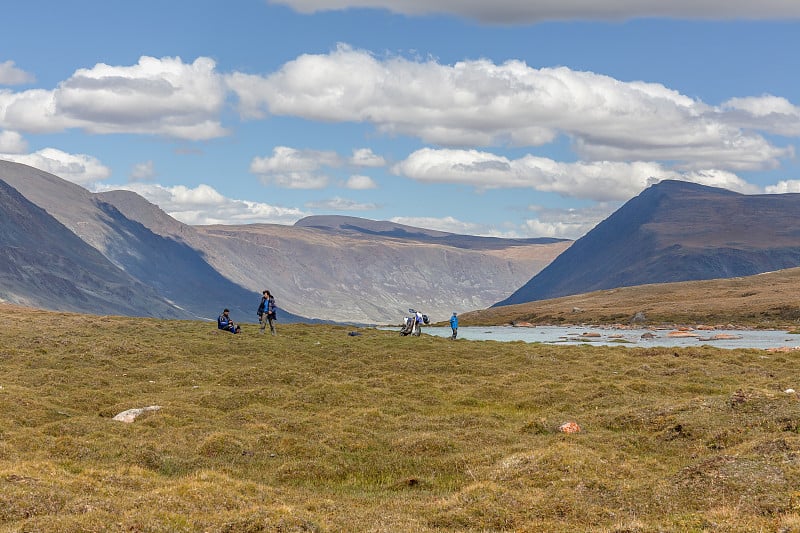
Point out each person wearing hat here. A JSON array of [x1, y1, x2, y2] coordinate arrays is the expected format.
[[217, 308, 241, 334], [449, 312, 458, 340]]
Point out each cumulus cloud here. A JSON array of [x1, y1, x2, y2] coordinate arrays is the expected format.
[[130, 160, 156, 181], [389, 215, 490, 235], [0, 60, 35, 85], [0, 130, 27, 153], [305, 196, 379, 210], [765, 180, 800, 194], [721, 95, 800, 137], [392, 147, 758, 202], [268, 0, 800, 23], [350, 148, 386, 167], [0, 148, 111, 185], [250, 146, 342, 189], [391, 206, 614, 239], [345, 174, 377, 189], [227, 45, 792, 171], [523, 203, 618, 239], [0, 56, 227, 140], [93, 182, 309, 225]]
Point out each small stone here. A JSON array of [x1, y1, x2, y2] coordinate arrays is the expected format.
[[559, 421, 581, 434]]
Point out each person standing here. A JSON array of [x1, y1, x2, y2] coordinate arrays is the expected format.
[[449, 312, 458, 340], [258, 290, 277, 335], [413, 310, 424, 336]]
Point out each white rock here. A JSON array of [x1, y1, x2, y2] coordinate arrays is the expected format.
[[112, 405, 162, 423], [785, 389, 796, 394]]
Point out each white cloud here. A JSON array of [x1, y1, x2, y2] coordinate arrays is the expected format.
[[306, 196, 379, 210], [524, 203, 618, 239], [268, 0, 800, 23], [392, 207, 611, 239], [0, 56, 227, 140], [345, 174, 377, 189], [93, 182, 309, 225], [0, 148, 111, 185], [227, 45, 791, 171], [765, 180, 800, 194], [250, 146, 342, 189], [393, 147, 758, 202], [130, 160, 156, 181], [721, 95, 800, 137], [350, 148, 386, 167], [522, 218, 590, 240], [389, 215, 488, 235], [0, 60, 35, 85], [0, 130, 27, 153]]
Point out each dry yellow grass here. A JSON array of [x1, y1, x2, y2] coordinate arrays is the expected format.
[[460, 267, 800, 328], [1, 303, 800, 531]]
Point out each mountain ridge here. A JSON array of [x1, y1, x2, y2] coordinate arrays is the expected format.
[[497, 180, 800, 306], [294, 215, 567, 250], [0, 178, 187, 318], [1, 160, 566, 323]]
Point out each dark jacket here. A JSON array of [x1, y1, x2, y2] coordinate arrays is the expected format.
[[218, 313, 232, 330]]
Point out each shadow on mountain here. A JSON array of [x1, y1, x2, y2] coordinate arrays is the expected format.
[[0, 180, 185, 317], [497, 180, 800, 306], [92, 199, 306, 322]]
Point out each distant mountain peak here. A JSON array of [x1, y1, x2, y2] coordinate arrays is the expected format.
[[295, 214, 567, 249], [496, 180, 800, 307], [295, 215, 451, 237]]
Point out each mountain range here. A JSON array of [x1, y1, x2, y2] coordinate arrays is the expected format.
[[7, 161, 800, 324], [0, 160, 568, 324], [0, 178, 183, 318], [498, 180, 800, 306]]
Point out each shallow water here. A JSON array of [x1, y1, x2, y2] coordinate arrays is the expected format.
[[404, 325, 800, 350]]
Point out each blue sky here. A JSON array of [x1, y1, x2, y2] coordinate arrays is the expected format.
[[1, 0, 799, 239]]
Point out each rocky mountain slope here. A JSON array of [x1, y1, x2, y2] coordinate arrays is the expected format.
[[0, 160, 287, 322], [1, 160, 569, 323], [101, 191, 569, 323], [497, 180, 800, 306], [0, 179, 185, 317]]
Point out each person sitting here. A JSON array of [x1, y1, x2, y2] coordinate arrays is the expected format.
[[217, 308, 240, 334]]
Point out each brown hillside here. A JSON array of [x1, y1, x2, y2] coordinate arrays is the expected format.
[[461, 267, 800, 328]]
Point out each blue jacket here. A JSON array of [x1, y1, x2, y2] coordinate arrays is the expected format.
[[450, 314, 458, 328], [218, 313, 232, 329], [258, 296, 276, 314]]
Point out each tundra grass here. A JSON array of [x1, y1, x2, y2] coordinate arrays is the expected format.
[[1, 306, 800, 532]]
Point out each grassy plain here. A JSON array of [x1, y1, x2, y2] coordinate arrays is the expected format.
[[459, 267, 800, 329], [1, 303, 800, 532]]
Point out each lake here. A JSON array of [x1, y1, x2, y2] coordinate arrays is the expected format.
[[402, 325, 800, 350]]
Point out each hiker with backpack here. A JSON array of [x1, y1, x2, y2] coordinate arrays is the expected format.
[[217, 308, 241, 334], [413, 310, 423, 336], [257, 290, 277, 335]]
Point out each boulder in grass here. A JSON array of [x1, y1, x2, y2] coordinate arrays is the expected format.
[[112, 405, 162, 423]]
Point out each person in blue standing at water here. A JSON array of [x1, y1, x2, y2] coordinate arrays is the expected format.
[[449, 312, 459, 340]]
